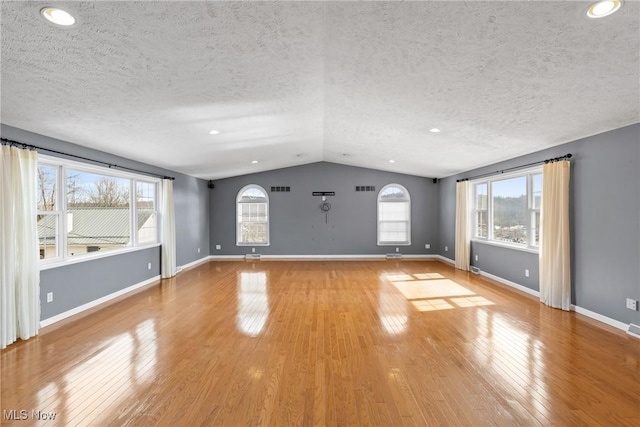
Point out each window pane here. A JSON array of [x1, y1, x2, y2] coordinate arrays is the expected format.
[[136, 181, 157, 244], [476, 210, 488, 238], [379, 202, 409, 221], [492, 176, 527, 245], [475, 183, 487, 210], [37, 165, 57, 211], [380, 186, 407, 200], [66, 170, 131, 256], [239, 203, 267, 222], [37, 213, 59, 259], [531, 210, 541, 247], [379, 221, 408, 243], [532, 173, 542, 210], [238, 188, 267, 202], [240, 222, 267, 244]]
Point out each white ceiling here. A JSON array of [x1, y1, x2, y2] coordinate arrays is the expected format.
[[1, 1, 638, 180]]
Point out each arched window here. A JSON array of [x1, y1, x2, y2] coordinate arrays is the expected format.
[[377, 184, 411, 245], [236, 185, 269, 246]]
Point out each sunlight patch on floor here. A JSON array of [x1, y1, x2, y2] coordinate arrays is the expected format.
[[383, 272, 494, 312]]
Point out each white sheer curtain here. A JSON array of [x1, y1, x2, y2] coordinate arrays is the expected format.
[[1, 145, 40, 349], [161, 178, 177, 279], [540, 160, 571, 310], [455, 180, 471, 271]]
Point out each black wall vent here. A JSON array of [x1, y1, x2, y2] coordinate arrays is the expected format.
[[270, 186, 291, 192], [355, 186, 376, 192]]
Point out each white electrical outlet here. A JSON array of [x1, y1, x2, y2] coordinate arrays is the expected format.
[[148, 262, 151, 270], [198, 248, 201, 253], [626, 298, 638, 311], [444, 246, 448, 252], [396, 247, 399, 252], [216, 244, 221, 250], [474, 255, 478, 261], [46, 292, 53, 303], [425, 243, 430, 249], [525, 269, 530, 277], [252, 248, 255, 253]]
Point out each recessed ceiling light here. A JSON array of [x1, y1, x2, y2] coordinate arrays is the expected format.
[[208, 130, 220, 135], [40, 7, 76, 26], [251, 160, 258, 164], [389, 159, 396, 163], [587, 0, 622, 18], [429, 128, 441, 133]]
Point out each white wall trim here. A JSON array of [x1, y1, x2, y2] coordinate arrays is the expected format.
[[435, 255, 455, 266], [476, 269, 632, 334], [40, 275, 161, 328], [209, 255, 245, 261], [627, 324, 640, 339], [177, 255, 212, 272], [209, 254, 440, 261], [479, 270, 540, 298], [402, 254, 440, 260], [573, 305, 629, 332], [262, 254, 383, 261]]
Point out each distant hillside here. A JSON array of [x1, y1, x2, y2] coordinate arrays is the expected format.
[[493, 195, 527, 227]]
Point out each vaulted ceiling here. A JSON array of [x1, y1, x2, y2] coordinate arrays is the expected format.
[[1, 1, 638, 179]]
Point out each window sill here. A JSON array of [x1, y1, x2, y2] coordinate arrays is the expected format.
[[471, 239, 539, 254], [39, 243, 161, 271], [377, 243, 411, 246], [236, 243, 270, 247]]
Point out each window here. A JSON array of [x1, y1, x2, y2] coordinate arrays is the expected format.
[[37, 156, 159, 265], [37, 164, 60, 260], [236, 185, 269, 246], [474, 183, 488, 239], [377, 184, 411, 245], [136, 181, 158, 245], [472, 170, 542, 250]]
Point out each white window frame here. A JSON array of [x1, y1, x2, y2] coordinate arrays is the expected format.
[[236, 184, 270, 246], [377, 183, 411, 246], [471, 167, 542, 252], [37, 161, 62, 261], [37, 154, 161, 269], [473, 182, 488, 239]]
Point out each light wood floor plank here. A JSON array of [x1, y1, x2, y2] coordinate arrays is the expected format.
[[2, 260, 639, 426]]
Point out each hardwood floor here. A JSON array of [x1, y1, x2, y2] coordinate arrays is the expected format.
[[2, 260, 639, 426]]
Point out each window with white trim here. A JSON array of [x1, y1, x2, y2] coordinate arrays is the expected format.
[[37, 156, 159, 264], [377, 184, 411, 245], [472, 169, 542, 250], [236, 185, 269, 246]]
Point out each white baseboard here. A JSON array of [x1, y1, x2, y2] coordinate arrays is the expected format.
[[209, 255, 245, 261], [209, 254, 440, 261], [177, 255, 212, 272], [435, 255, 455, 266], [627, 324, 640, 339], [476, 269, 632, 334], [478, 270, 540, 298], [573, 305, 629, 332], [40, 275, 161, 328]]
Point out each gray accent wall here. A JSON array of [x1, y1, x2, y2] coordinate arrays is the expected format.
[[1, 124, 210, 320], [210, 162, 439, 256], [438, 123, 640, 326]]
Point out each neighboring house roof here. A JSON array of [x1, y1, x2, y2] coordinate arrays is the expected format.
[[38, 208, 153, 246]]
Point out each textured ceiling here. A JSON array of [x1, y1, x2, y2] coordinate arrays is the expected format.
[[1, 1, 638, 180]]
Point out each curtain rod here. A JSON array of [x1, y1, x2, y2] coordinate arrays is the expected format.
[[456, 153, 572, 182], [1, 137, 175, 180]]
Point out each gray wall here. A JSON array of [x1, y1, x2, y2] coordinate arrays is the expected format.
[[438, 123, 640, 326], [210, 162, 439, 256], [1, 124, 210, 320]]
